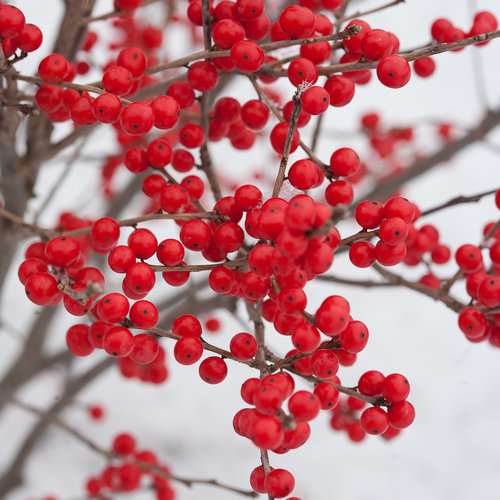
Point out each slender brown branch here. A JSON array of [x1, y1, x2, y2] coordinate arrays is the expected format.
[[150, 257, 248, 273], [357, 107, 500, 205], [14, 73, 132, 104], [142, 25, 360, 78], [339, 229, 378, 247], [272, 88, 303, 197], [371, 263, 465, 312], [316, 274, 395, 287], [318, 29, 500, 76], [248, 76, 329, 174], [0, 207, 228, 238], [82, 0, 165, 24], [335, 0, 405, 26], [149, 326, 256, 368], [6, 396, 258, 498], [421, 188, 498, 216]]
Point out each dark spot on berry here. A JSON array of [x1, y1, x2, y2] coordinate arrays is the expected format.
[[104, 298, 110, 304], [133, 124, 138, 129], [395, 231, 400, 236], [388, 72, 394, 77]]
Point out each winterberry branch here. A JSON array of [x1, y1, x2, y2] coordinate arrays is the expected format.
[[6, 395, 258, 498], [82, 0, 165, 24], [13, 73, 133, 104], [339, 228, 379, 247], [272, 87, 303, 197], [371, 263, 465, 312], [149, 326, 257, 368], [335, 0, 406, 27], [0, 206, 51, 237], [264, 349, 388, 406], [442, 217, 500, 292], [316, 274, 395, 288], [268, 338, 341, 372], [248, 76, 330, 174], [141, 25, 361, 79], [150, 257, 247, 272], [317, 29, 500, 76], [0, 207, 228, 238], [357, 107, 500, 205], [420, 188, 499, 216]]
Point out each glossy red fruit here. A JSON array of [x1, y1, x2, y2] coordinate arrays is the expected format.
[[199, 356, 228, 384], [129, 333, 159, 364], [0, 5, 25, 39], [279, 5, 316, 38], [66, 324, 94, 357], [360, 407, 390, 435], [102, 326, 134, 357], [264, 469, 295, 498], [230, 40, 265, 72], [120, 102, 154, 135], [39, 55, 69, 85], [25, 272, 60, 306], [387, 401, 415, 429], [377, 55, 412, 88], [383, 373, 410, 404]]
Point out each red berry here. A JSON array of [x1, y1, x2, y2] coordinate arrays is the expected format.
[[387, 401, 415, 429], [383, 373, 410, 404], [360, 407, 390, 435], [0, 5, 25, 39], [377, 55, 412, 88], [66, 324, 94, 357], [120, 102, 154, 136], [230, 332, 258, 360], [102, 66, 134, 96], [199, 356, 228, 384], [264, 469, 295, 498], [279, 6, 316, 38], [102, 326, 134, 357], [129, 333, 159, 364], [230, 40, 265, 72], [414, 57, 436, 78], [172, 335, 202, 364]]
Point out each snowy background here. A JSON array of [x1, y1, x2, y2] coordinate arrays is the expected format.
[[1, 0, 500, 499]]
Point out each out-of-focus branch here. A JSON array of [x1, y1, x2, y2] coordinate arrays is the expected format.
[[356, 108, 500, 204]]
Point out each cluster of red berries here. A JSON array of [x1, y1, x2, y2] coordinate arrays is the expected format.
[[431, 11, 498, 48], [8, 2, 500, 499], [84, 433, 175, 500], [456, 208, 500, 345], [0, 4, 43, 58], [331, 371, 415, 440]]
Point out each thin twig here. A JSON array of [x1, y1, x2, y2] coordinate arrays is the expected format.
[[82, 0, 165, 24], [421, 188, 498, 217], [6, 396, 258, 498], [272, 87, 303, 197]]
